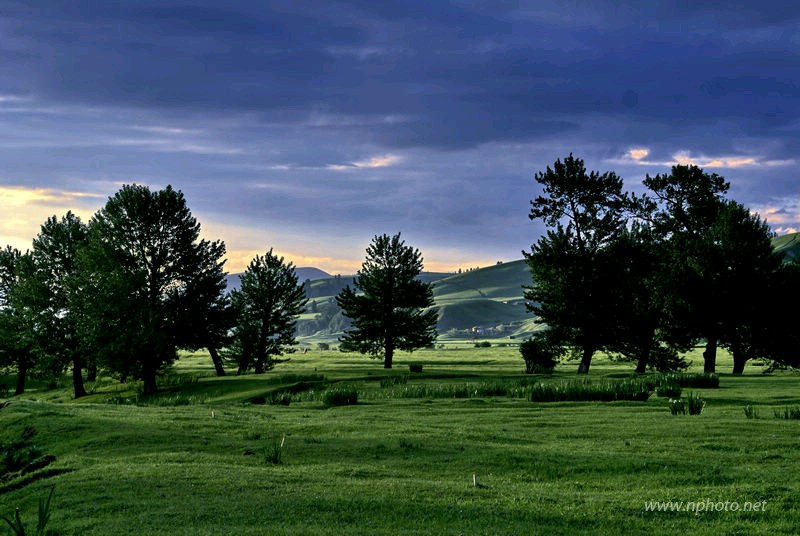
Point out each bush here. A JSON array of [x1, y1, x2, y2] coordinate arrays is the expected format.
[[520, 334, 563, 374], [743, 405, 759, 419], [474, 341, 492, 348], [322, 386, 359, 407], [317, 342, 330, 351], [409, 364, 423, 373]]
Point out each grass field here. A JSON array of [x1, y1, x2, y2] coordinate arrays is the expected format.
[[2, 346, 799, 535]]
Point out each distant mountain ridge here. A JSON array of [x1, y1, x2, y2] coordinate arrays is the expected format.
[[225, 266, 331, 293], [233, 232, 800, 340]]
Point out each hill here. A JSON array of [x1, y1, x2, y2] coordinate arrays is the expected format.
[[226, 266, 331, 292], [773, 231, 800, 261]]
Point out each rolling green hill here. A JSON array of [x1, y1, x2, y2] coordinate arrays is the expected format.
[[773, 231, 800, 261], [296, 232, 800, 341]]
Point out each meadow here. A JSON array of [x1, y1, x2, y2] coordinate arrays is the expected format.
[[2, 345, 799, 535]]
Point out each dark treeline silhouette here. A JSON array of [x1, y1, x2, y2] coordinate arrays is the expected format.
[[524, 154, 800, 375], [2, 162, 799, 396]]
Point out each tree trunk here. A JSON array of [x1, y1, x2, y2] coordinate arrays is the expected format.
[[14, 354, 27, 395], [577, 345, 593, 374], [208, 346, 226, 377], [384, 340, 394, 369], [703, 337, 717, 374], [86, 362, 97, 382], [732, 353, 747, 375], [142, 361, 158, 395], [72, 357, 87, 399], [635, 337, 654, 374]]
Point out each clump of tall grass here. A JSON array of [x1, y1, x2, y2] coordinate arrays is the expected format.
[[652, 372, 720, 389], [668, 393, 706, 415], [263, 435, 285, 465], [322, 386, 359, 407], [269, 373, 325, 385], [380, 375, 409, 388], [376, 380, 523, 400], [528, 379, 652, 403], [773, 406, 800, 420], [654, 383, 682, 398], [106, 392, 209, 406], [743, 405, 759, 419], [2, 484, 55, 536]]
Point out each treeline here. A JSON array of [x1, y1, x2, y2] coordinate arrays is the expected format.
[[0, 185, 307, 397], [524, 155, 800, 375]]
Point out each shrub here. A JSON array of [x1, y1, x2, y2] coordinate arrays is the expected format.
[[520, 334, 562, 374], [651, 372, 720, 389], [743, 405, 759, 419], [317, 342, 330, 351], [409, 364, 423, 373], [474, 341, 492, 348], [322, 386, 359, 407]]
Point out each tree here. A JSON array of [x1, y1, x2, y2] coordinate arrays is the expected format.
[[643, 165, 731, 373], [226, 249, 307, 375], [524, 154, 633, 374], [14, 212, 90, 398], [337, 233, 438, 369], [707, 201, 783, 374], [0, 246, 34, 395], [77, 184, 227, 394]]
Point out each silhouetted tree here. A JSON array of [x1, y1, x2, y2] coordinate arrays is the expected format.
[[226, 249, 307, 374], [76, 184, 227, 394], [337, 233, 438, 369], [0, 246, 34, 395], [13, 212, 90, 398], [524, 154, 634, 374]]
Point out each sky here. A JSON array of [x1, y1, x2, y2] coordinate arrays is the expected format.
[[1, 1, 798, 275]]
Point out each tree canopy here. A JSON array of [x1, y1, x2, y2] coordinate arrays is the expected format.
[[226, 249, 307, 375], [524, 154, 634, 374], [76, 184, 227, 394], [337, 233, 438, 369]]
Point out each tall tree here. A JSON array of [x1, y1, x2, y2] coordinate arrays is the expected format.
[[707, 201, 783, 374], [226, 249, 307, 375], [524, 154, 632, 374], [643, 165, 730, 373], [0, 246, 34, 395], [14, 212, 90, 398], [602, 222, 685, 373], [77, 184, 227, 394], [337, 233, 438, 369]]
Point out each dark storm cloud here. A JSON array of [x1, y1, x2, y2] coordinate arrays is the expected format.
[[1, 0, 798, 268], [2, 0, 797, 152]]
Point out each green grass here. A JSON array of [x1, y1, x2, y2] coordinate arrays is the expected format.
[[2, 347, 799, 535]]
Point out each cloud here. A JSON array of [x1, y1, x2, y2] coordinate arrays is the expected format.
[[610, 148, 796, 169], [0, 185, 105, 250]]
